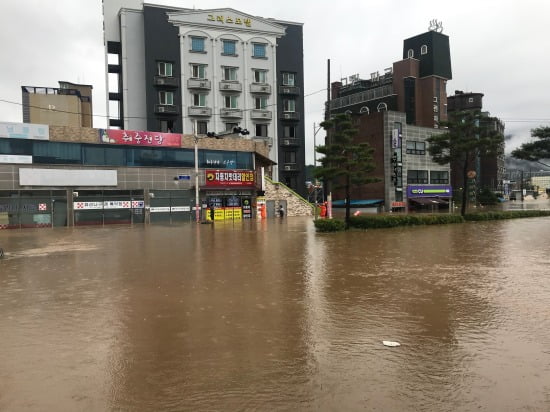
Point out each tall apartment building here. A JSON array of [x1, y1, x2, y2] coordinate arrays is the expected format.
[[325, 27, 453, 211], [21, 81, 93, 127], [102, 2, 306, 195], [447, 91, 505, 192]]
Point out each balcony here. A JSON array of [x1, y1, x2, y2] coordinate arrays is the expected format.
[[280, 111, 300, 121], [219, 82, 242, 92], [187, 78, 211, 90], [279, 85, 300, 95], [154, 104, 179, 114], [281, 138, 300, 147], [250, 109, 272, 120], [220, 108, 243, 118], [250, 84, 271, 94], [188, 106, 212, 117], [154, 76, 178, 87]]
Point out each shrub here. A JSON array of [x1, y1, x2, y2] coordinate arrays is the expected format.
[[464, 210, 550, 221], [349, 214, 464, 229], [313, 218, 346, 232]]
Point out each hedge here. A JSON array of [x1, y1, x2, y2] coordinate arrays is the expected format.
[[313, 210, 550, 232]]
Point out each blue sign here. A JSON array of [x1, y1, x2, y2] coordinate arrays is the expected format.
[[178, 175, 191, 180]]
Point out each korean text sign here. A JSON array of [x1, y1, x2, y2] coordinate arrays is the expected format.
[[205, 170, 255, 187], [99, 129, 181, 147]]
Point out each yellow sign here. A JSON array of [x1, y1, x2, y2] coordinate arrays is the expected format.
[[207, 15, 252, 27]]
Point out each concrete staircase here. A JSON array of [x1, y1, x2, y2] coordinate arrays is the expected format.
[[264, 177, 314, 217]]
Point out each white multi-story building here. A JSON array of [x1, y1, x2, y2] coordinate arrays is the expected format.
[[102, 1, 306, 194]]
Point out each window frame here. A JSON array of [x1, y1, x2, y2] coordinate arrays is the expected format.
[[190, 36, 206, 53], [253, 69, 267, 83], [283, 99, 296, 112], [224, 95, 238, 109], [255, 96, 268, 110], [157, 61, 173, 77], [405, 140, 426, 155], [252, 43, 267, 58], [222, 66, 238, 81], [407, 170, 428, 184], [222, 39, 237, 56], [158, 90, 174, 106], [255, 124, 269, 137], [430, 170, 449, 184], [282, 72, 295, 86], [192, 93, 207, 107], [420, 45, 428, 55]]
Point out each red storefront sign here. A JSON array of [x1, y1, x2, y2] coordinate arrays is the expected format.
[[205, 170, 255, 187], [99, 129, 181, 147]]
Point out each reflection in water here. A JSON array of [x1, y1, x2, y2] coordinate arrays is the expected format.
[[1, 218, 550, 411]]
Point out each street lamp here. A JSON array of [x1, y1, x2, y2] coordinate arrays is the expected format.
[[313, 122, 324, 167], [194, 120, 200, 223]]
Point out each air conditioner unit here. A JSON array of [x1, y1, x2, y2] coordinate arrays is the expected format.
[[223, 84, 230, 89], [283, 139, 290, 145], [158, 106, 165, 113], [261, 86, 268, 91], [283, 113, 290, 119], [158, 78, 165, 85], [433, 96, 438, 103], [283, 88, 290, 94], [263, 112, 269, 117], [200, 82, 206, 87], [284, 165, 292, 171]]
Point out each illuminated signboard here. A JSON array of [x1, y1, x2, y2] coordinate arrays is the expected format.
[[407, 185, 452, 198], [205, 170, 255, 187], [99, 129, 181, 147]]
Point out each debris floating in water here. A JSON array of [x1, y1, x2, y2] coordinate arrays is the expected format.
[[382, 340, 400, 347]]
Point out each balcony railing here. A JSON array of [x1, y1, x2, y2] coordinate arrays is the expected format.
[[188, 106, 212, 116], [220, 108, 243, 118], [219, 82, 242, 92], [280, 111, 300, 121], [279, 85, 300, 95], [250, 83, 271, 94], [154, 104, 179, 114], [154, 76, 178, 87], [250, 109, 272, 120], [187, 79, 211, 90]]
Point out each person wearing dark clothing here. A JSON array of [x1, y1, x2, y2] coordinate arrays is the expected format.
[[278, 205, 285, 218]]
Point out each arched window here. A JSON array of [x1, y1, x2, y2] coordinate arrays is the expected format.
[[377, 102, 387, 112], [407, 49, 414, 58], [421, 45, 428, 55], [359, 106, 370, 114], [344, 110, 352, 116]]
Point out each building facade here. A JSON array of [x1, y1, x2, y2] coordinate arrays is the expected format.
[[0, 121, 274, 229], [102, 2, 306, 195], [21, 81, 93, 128], [447, 91, 506, 192], [325, 27, 453, 211]]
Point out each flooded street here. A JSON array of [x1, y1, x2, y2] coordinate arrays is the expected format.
[[1, 217, 550, 411]]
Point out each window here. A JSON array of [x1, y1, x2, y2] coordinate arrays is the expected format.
[[222, 39, 236, 55], [282, 72, 295, 86], [191, 64, 207, 79], [252, 43, 266, 58], [157, 62, 173, 77], [159, 91, 174, 105], [359, 106, 370, 114], [224, 95, 238, 109], [225, 122, 238, 132], [255, 96, 268, 109], [407, 170, 428, 184], [192, 93, 206, 107], [406, 141, 425, 155], [196, 121, 208, 135], [468, 97, 474, 103], [430, 170, 449, 184], [255, 124, 268, 137], [159, 120, 175, 133], [377, 102, 387, 112], [283, 125, 296, 137], [191, 37, 205, 52], [223, 66, 237, 81], [434, 115, 439, 121], [253, 69, 267, 83], [433, 105, 438, 113], [283, 99, 296, 112], [421, 45, 428, 55], [284, 151, 297, 163], [407, 49, 414, 58]]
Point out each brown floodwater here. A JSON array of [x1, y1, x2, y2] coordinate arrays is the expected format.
[[1, 217, 549, 411]]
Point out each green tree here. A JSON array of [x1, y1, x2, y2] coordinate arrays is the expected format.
[[315, 113, 379, 229], [427, 110, 503, 216], [511, 126, 550, 168]]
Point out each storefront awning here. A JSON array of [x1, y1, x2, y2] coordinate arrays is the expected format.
[[410, 197, 448, 205], [332, 199, 384, 207]]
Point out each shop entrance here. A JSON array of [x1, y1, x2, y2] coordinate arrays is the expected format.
[[206, 195, 253, 221], [73, 190, 145, 226]]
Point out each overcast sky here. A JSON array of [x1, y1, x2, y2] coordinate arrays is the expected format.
[[1, 0, 549, 165]]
